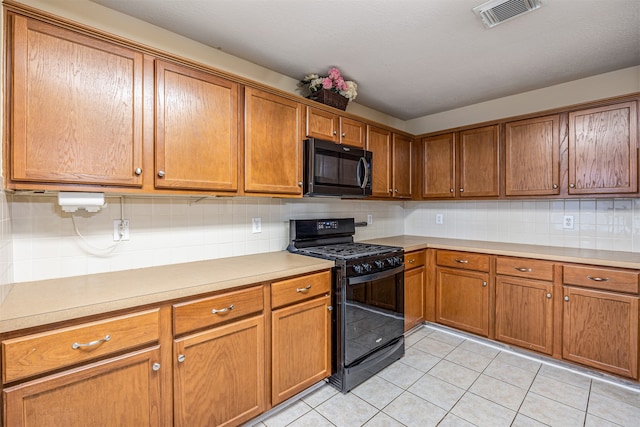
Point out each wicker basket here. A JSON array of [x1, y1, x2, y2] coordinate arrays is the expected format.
[[308, 88, 349, 111]]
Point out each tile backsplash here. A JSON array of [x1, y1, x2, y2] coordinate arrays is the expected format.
[[5, 194, 640, 283]]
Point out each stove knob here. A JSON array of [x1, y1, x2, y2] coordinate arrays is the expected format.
[[374, 260, 385, 269], [353, 264, 363, 274], [362, 263, 372, 272], [394, 256, 403, 265], [387, 257, 396, 266]]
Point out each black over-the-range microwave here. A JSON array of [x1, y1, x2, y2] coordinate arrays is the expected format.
[[303, 138, 373, 197]]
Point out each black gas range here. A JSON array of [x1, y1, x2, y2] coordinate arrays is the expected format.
[[287, 218, 405, 393]]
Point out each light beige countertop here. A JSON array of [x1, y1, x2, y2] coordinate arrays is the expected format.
[[0, 252, 333, 334], [362, 236, 640, 269]]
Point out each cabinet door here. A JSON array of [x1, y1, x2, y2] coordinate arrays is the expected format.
[[306, 107, 338, 142], [495, 276, 553, 354], [505, 115, 560, 196], [404, 265, 425, 331], [155, 60, 239, 191], [392, 134, 413, 198], [9, 14, 144, 187], [3, 347, 162, 426], [245, 87, 303, 195], [174, 315, 265, 427], [367, 125, 393, 198], [562, 286, 638, 379], [272, 295, 331, 405], [422, 133, 456, 198], [568, 101, 638, 195], [436, 267, 489, 336], [340, 117, 366, 148], [459, 125, 500, 197]]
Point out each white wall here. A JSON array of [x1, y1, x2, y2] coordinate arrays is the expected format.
[[406, 66, 640, 135], [9, 195, 403, 283]]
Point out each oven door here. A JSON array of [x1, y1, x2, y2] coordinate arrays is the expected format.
[[344, 265, 404, 366]]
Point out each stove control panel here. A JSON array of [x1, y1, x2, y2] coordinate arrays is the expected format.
[[351, 255, 403, 275]]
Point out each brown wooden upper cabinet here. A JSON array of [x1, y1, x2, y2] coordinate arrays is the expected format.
[[155, 60, 239, 192], [7, 14, 144, 188], [422, 125, 499, 198], [244, 87, 304, 196], [306, 107, 366, 148], [505, 115, 560, 196], [568, 101, 638, 195], [367, 126, 412, 198]]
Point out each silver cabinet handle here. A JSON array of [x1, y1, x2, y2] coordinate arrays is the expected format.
[[152, 363, 161, 371], [298, 181, 303, 186], [72, 334, 111, 349], [482, 281, 487, 287], [552, 184, 558, 189], [459, 188, 464, 192], [450, 188, 454, 193], [342, 133, 346, 137], [333, 130, 337, 135], [408, 259, 416, 264], [157, 170, 165, 177], [389, 188, 393, 193], [455, 259, 469, 264], [514, 267, 532, 272], [587, 276, 609, 282], [569, 183, 575, 188], [212, 304, 234, 314], [134, 167, 142, 175], [296, 285, 312, 293], [328, 305, 333, 311], [564, 296, 569, 301], [546, 293, 552, 299], [177, 354, 186, 363]]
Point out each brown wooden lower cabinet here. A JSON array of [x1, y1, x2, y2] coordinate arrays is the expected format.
[[562, 286, 639, 379], [435, 266, 490, 337], [404, 250, 426, 331], [173, 315, 265, 427], [271, 294, 331, 406], [3, 346, 162, 426], [495, 275, 553, 354]]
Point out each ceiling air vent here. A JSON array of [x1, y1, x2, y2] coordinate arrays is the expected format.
[[473, 0, 542, 28]]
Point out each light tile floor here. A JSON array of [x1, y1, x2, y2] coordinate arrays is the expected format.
[[249, 324, 640, 427]]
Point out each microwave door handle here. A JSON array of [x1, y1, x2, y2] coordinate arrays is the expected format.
[[357, 157, 370, 189]]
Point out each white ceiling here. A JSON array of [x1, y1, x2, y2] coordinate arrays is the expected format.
[[91, 0, 640, 120]]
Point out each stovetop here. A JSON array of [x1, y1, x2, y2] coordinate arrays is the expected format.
[[295, 242, 402, 261]]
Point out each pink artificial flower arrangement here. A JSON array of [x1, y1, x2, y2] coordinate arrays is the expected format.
[[301, 67, 358, 100]]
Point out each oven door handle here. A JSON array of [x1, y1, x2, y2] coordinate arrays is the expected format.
[[347, 265, 404, 285]]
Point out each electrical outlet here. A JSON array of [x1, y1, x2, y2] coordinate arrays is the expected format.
[[563, 215, 575, 229], [113, 219, 130, 241], [367, 214, 373, 225], [252, 217, 262, 233], [435, 213, 444, 225]]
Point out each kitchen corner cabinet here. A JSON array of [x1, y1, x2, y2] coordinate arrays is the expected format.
[[7, 14, 144, 189], [172, 286, 265, 427], [495, 257, 555, 355], [2, 310, 162, 426], [244, 87, 304, 196], [421, 125, 499, 199], [404, 250, 426, 331], [505, 115, 560, 196], [435, 250, 491, 337], [271, 271, 331, 405], [568, 101, 638, 195], [306, 107, 366, 148], [155, 60, 239, 192], [562, 264, 639, 379]]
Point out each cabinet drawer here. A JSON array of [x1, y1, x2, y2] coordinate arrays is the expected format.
[[496, 256, 554, 281], [271, 270, 331, 309], [2, 309, 159, 384], [405, 250, 426, 270], [173, 285, 264, 336], [563, 265, 639, 294], [436, 250, 490, 272]]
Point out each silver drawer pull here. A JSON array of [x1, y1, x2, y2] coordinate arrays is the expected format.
[[212, 304, 234, 314], [514, 267, 532, 272], [408, 259, 416, 264], [587, 276, 609, 282], [72, 334, 111, 350], [152, 363, 161, 371], [296, 285, 312, 293], [455, 259, 469, 264]]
